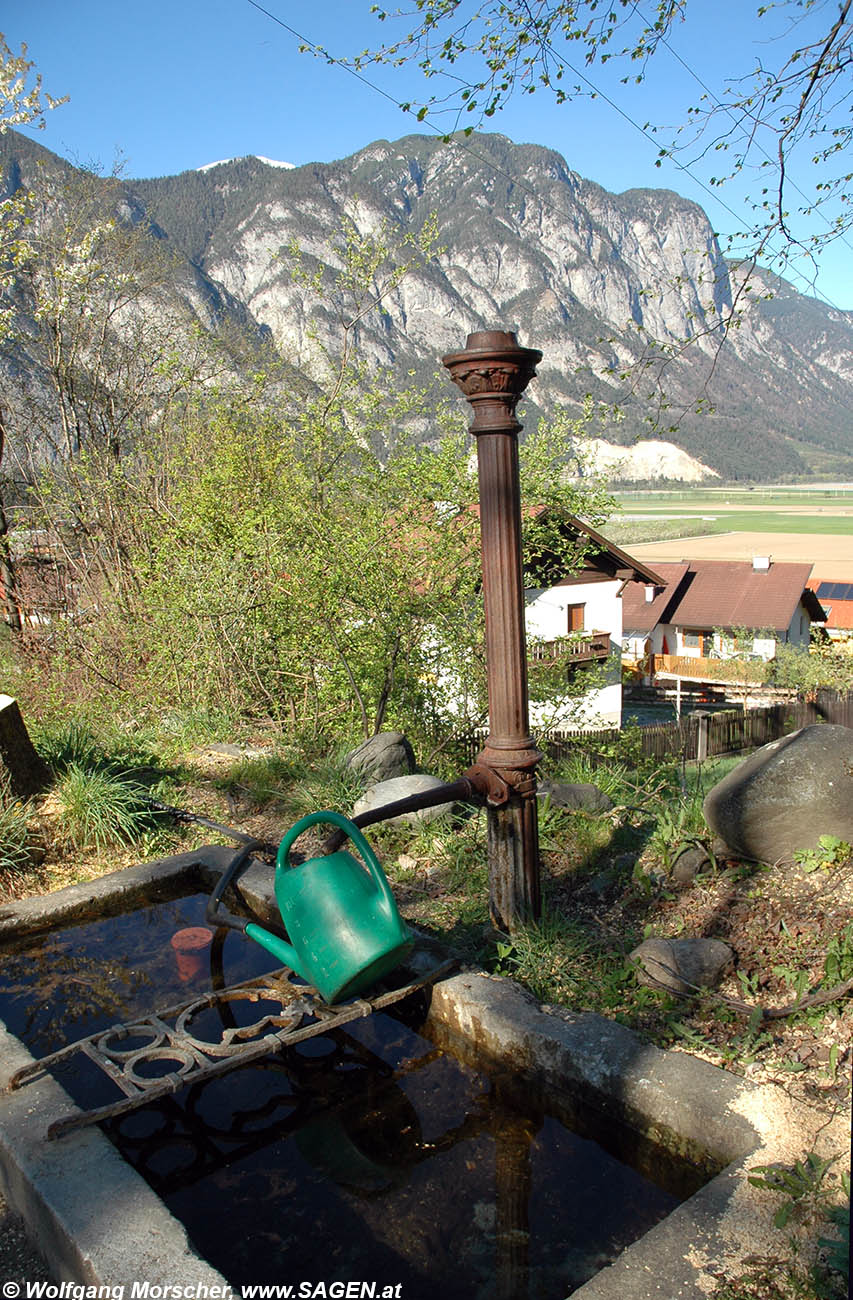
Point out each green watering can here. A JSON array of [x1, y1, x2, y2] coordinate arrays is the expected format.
[[244, 810, 413, 1004]]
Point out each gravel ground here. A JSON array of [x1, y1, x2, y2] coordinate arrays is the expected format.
[[0, 1193, 52, 1285]]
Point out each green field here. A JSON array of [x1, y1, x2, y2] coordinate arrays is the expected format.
[[609, 487, 853, 546], [616, 487, 853, 507], [614, 510, 852, 535]]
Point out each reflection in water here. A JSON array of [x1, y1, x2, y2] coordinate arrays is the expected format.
[[102, 1011, 683, 1299], [1, 891, 700, 1299]]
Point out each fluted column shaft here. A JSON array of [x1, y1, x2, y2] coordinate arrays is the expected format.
[[442, 330, 543, 929]]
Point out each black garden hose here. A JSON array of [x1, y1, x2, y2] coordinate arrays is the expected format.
[[144, 795, 277, 855], [204, 837, 267, 933]]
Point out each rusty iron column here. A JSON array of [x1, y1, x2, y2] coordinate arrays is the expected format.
[[442, 329, 543, 931]]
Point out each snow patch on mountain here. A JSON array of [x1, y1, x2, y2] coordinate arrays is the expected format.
[[197, 155, 295, 172]]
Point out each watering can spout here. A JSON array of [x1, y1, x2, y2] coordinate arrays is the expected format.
[[245, 811, 413, 1004], [244, 925, 307, 982]]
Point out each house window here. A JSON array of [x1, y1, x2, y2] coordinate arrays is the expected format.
[[681, 630, 710, 654], [567, 604, 585, 633]]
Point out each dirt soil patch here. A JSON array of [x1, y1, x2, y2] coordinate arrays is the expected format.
[[629, 531, 853, 580]]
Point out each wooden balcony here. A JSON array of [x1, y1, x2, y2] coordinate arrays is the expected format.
[[529, 630, 611, 665], [652, 653, 770, 686]]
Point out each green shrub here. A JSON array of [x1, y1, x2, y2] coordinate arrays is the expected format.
[[54, 763, 155, 850]]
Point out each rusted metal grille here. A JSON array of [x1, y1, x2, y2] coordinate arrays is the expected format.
[[7, 961, 456, 1141]]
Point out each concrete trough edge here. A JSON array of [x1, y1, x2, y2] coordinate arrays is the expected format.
[[0, 854, 848, 1297], [0, 847, 250, 1289], [423, 972, 849, 1300]]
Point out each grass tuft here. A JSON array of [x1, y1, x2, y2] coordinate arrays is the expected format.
[[0, 775, 34, 875], [53, 763, 156, 851]]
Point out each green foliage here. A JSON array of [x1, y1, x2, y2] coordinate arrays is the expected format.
[[14, 207, 616, 749], [283, 748, 364, 822], [771, 644, 853, 695], [748, 1153, 838, 1231], [35, 720, 106, 775], [647, 789, 711, 874], [744, 1157, 850, 1297], [0, 775, 33, 874], [818, 1197, 850, 1290], [546, 747, 644, 805], [793, 836, 852, 875], [823, 923, 853, 986], [486, 904, 666, 1019]]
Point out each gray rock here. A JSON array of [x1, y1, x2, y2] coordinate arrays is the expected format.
[[353, 774, 455, 827], [344, 731, 416, 786], [703, 724, 853, 866], [711, 834, 738, 863], [630, 938, 734, 994], [582, 869, 618, 899], [671, 845, 712, 886], [612, 852, 638, 874], [538, 780, 614, 812]]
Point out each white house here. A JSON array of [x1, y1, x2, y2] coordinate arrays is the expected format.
[[523, 515, 664, 729], [621, 558, 827, 686]]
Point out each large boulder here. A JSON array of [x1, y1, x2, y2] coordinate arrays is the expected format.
[[344, 731, 415, 786], [353, 774, 456, 827], [703, 724, 853, 866]]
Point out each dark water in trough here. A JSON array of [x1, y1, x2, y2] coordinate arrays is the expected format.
[[0, 891, 707, 1298]]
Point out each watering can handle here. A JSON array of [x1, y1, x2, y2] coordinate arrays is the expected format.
[[276, 810, 396, 912]]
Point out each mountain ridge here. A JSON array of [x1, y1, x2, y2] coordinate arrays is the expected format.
[[3, 127, 853, 481]]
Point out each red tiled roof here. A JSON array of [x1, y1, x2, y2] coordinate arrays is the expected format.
[[806, 578, 853, 630], [823, 602, 853, 630]]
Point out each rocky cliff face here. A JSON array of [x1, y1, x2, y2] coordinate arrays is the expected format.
[[5, 129, 853, 482]]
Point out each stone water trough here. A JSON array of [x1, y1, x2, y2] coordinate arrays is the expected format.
[[0, 847, 845, 1299]]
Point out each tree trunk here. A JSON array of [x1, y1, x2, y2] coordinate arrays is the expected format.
[[0, 695, 52, 799], [0, 409, 22, 633]]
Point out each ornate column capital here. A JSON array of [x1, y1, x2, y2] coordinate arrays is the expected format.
[[442, 331, 542, 435]]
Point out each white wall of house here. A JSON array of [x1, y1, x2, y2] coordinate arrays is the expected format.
[[785, 604, 812, 649], [529, 679, 623, 730], [525, 578, 624, 729], [524, 578, 623, 642], [711, 630, 776, 661], [647, 601, 813, 664]]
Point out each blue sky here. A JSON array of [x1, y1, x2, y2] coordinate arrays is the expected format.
[[4, 1, 852, 309]]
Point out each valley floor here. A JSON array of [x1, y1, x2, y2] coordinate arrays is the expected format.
[[627, 529, 852, 579]]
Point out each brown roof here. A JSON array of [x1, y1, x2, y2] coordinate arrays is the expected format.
[[522, 509, 666, 585], [641, 559, 821, 633], [620, 563, 691, 634]]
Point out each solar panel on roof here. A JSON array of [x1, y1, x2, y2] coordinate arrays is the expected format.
[[817, 582, 853, 600]]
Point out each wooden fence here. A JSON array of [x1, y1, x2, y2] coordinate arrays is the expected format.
[[448, 689, 853, 768]]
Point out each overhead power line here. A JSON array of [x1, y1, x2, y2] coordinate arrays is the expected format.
[[241, 0, 845, 317]]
